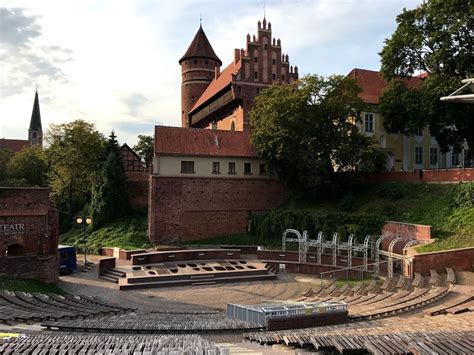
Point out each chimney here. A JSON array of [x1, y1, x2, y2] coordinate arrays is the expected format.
[[234, 48, 241, 64], [215, 65, 220, 79]]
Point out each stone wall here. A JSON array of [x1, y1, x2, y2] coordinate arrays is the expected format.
[[148, 176, 286, 243], [368, 168, 474, 183], [126, 171, 149, 209], [0, 187, 59, 283]]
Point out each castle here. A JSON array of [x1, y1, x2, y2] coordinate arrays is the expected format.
[[180, 18, 298, 131]]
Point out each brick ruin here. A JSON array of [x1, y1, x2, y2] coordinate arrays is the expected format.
[[0, 187, 59, 283]]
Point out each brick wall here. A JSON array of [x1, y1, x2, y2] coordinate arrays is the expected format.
[[368, 168, 474, 183], [126, 171, 149, 209], [412, 247, 474, 276], [0, 187, 59, 283], [148, 176, 286, 243], [381, 221, 431, 253]]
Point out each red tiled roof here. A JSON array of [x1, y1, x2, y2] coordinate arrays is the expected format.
[[0, 138, 29, 153], [189, 60, 241, 114], [179, 25, 222, 65], [154, 126, 257, 158], [347, 68, 423, 104]]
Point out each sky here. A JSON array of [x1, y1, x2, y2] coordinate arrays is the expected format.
[[0, 0, 421, 147]]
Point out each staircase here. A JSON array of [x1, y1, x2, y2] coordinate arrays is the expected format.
[[100, 268, 126, 283]]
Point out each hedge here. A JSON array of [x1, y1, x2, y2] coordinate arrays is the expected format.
[[250, 209, 386, 244]]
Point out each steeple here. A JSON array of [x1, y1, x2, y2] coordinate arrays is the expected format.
[[28, 90, 43, 146], [179, 25, 222, 65]]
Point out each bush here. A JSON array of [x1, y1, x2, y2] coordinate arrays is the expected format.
[[251, 209, 386, 243], [452, 182, 474, 208]]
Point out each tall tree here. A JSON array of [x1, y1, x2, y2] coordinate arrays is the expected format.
[[7, 145, 48, 186], [45, 120, 106, 221], [379, 0, 474, 152], [133, 134, 154, 167], [250, 75, 385, 190], [0, 149, 13, 183], [90, 131, 130, 228]]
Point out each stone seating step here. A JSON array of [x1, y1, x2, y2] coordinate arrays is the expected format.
[[99, 275, 119, 283], [192, 281, 217, 286]]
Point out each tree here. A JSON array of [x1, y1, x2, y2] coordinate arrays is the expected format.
[[379, 0, 474, 152], [7, 145, 48, 186], [45, 120, 106, 221], [133, 134, 154, 167], [0, 149, 13, 183], [90, 131, 130, 228], [250, 75, 385, 190]]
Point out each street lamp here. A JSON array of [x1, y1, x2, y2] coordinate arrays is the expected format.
[[76, 216, 92, 267]]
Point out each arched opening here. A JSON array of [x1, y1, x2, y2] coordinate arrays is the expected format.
[[230, 121, 235, 131], [6, 244, 25, 257]]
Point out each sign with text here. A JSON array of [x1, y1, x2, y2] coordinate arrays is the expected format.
[[0, 224, 25, 236]]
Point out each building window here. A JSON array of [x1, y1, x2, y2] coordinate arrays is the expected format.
[[415, 147, 423, 165], [452, 151, 460, 166], [211, 123, 217, 130], [430, 147, 438, 166], [464, 149, 472, 167], [364, 113, 374, 133], [181, 161, 195, 173], [264, 44, 268, 50], [272, 73, 276, 80], [32, 132, 37, 138], [238, 86, 242, 93], [272, 59, 276, 65], [259, 163, 266, 175], [282, 74, 285, 81], [254, 57, 258, 63], [254, 71, 258, 80], [256, 88, 260, 94], [244, 163, 252, 174], [212, 162, 220, 174], [228, 162, 236, 174]]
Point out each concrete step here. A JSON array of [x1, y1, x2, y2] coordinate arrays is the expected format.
[[107, 269, 126, 278], [190, 274, 215, 280], [99, 275, 118, 283], [192, 281, 217, 286]]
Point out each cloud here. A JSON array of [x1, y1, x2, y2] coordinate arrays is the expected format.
[[121, 92, 149, 117], [0, 7, 73, 98]]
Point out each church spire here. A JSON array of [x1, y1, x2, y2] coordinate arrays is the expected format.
[[28, 90, 43, 146]]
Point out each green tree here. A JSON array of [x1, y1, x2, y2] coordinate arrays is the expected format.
[[133, 134, 154, 167], [250, 75, 384, 190], [0, 148, 13, 183], [90, 131, 130, 228], [7, 145, 48, 186], [45, 120, 106, 222], [379, 0, 474, 152]]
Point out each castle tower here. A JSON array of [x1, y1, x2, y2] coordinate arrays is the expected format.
[[179, 24, 221, 128], [28, 90, 43, 146]]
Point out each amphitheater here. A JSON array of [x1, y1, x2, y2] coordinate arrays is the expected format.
[[1, 242, 473, 354]]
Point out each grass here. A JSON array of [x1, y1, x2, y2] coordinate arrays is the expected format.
[[285, 182, 474, 253], [60, 214, 151, 252], [0, 276, 65, 294]]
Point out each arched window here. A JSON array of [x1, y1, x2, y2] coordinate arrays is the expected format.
[[230, 121, 235, 131], [6, 244, 25, 257]]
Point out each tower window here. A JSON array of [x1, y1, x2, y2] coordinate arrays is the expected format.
[[238, 86, 242, 93], [254, 57, 258, 63], [230, 121, 235, 131], [256, 88, 260, 94], [32, 132, 37, 138], [272, 59, 276, 65], [254, 72, 258, 79], [272, 73, 276, 80], [264, 44, 268, 50], [282, 74, 285, 81]]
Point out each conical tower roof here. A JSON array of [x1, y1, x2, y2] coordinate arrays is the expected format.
[[179, 25, 222, 65], [29, 90, 42, 131]]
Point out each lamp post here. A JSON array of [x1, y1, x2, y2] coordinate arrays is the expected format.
[[76, 216, 92, 267]]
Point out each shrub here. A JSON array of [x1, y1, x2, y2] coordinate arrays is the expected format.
[[452, 182, 474, 208]]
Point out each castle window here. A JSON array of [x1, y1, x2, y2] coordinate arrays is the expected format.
[[254, 57, 258, 63], [282, 74, 285, 81], [273, 59, 276, 65], [264, 44, 268, 50], [228, 162, 236, 174], [212, 162, 220, 174], [364, 113, 374, 133], [244, 163, 252, 175], [230, 121, 236, 131], [254, 71, 258, 80], [430, 148, 438, 166], [238, 86, 242, 93], [272, 73, 276, 80], [415, 147, 423, 165], [32, 132, 37, 138], [259, 163, 266, 175], [181, 161, 195, 173]]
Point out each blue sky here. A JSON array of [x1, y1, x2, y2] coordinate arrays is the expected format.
[[0, 0, 421, 146]]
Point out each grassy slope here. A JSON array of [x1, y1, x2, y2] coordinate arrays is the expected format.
[[60, 214, 151, 252], [0, 277, 64, 294]]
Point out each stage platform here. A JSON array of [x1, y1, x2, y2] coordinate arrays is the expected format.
[[115, 260, 277, 290]]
